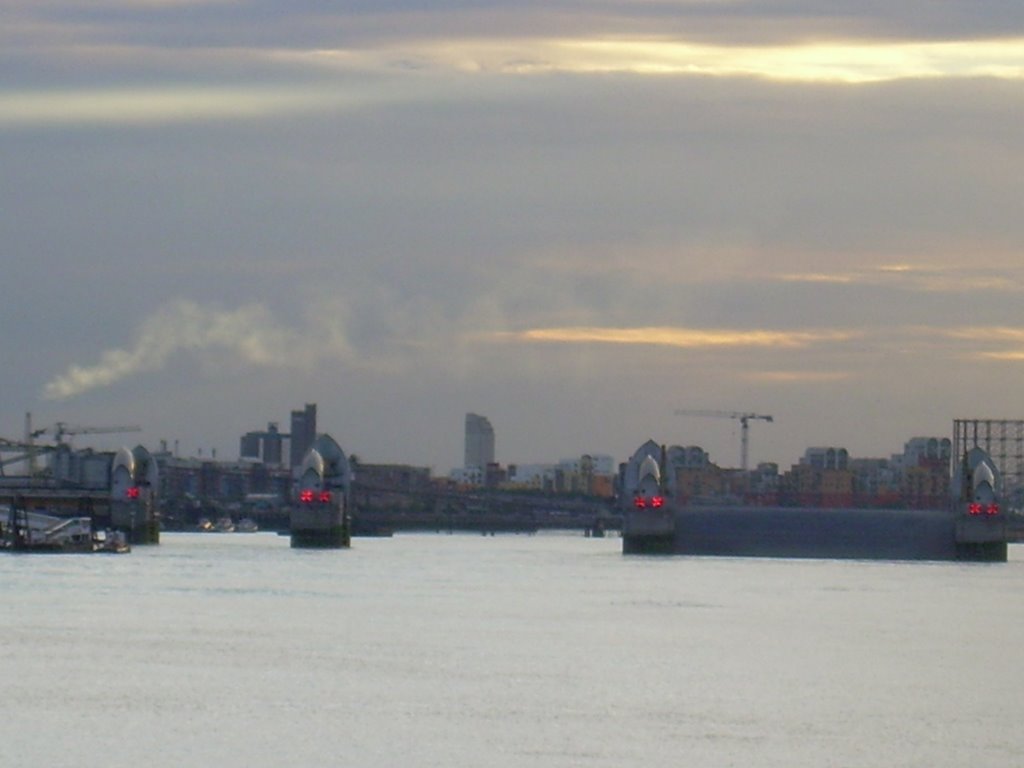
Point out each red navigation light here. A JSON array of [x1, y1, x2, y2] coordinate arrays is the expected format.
[[125, 486, 140, 500], [987, 503, 1000, 516], [299, 489, 314, 503], [968, 502, 982, 516], [651, 496, 664, 508], [633, 496, 646, 509], [319, 491, 332, 503]]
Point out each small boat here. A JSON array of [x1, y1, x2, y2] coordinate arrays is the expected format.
[[93, 530, 130, 553], [214, 517, 235, 533]]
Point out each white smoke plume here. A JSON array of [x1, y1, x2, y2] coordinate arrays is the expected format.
[[42, 300, 349, 401]]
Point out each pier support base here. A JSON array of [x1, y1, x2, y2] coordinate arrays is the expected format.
[[111, 504, 160, 545], [622, 534, 675, 555], [129, 520, 160, 546], [290, 525, 350, 549], [955, 540, 1007, 562]]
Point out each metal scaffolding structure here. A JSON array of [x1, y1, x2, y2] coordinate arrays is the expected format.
[[953, 419, 1024, 491]]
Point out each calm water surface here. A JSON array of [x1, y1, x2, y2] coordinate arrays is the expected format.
[[3, 532, 1023, 767]]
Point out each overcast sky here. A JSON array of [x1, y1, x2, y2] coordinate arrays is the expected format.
[[3, 1, 1024, 473]]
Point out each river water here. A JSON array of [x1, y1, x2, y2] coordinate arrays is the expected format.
[[3, 532, 1023, 767]]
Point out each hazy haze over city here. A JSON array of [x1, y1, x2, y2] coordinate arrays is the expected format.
[[4, 1, 1024, 472]]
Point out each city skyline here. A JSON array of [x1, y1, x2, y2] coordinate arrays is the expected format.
[[8, 403, 968, 481], [4, 3, 1024, 473]]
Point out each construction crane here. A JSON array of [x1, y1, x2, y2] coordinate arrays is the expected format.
[[29, 419, 141, 446], [19, 414, 141, 475], [674, 410, 774, 471], [52, 422, 141, 445]]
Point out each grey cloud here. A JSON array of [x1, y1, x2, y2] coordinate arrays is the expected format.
[[5, 4, 1024, 469], [6, 73, 1023, 332], [11, 2, 1024, 51], [6, 1, 1024, 89]]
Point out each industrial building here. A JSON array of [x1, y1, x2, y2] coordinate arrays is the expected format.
[[239, 422, 285, 465], [238, 404, 318, 471]]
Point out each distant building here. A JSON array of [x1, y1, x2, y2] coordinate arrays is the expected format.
[[239, 422, 284, 465], [505, 463, 550, 488], [899, 437, 952, 469], [666, 445, 711, 472], [484, 462, 506, 489], [351, 463, 434, 520], [240, 432, 260, 460], [450, 465, 484, 486], [557, 454, 616, 476], [154, 452, 293, 511], [802, 447, 849, 471], [354, 463, 432, 494], [464, 413, 495, 473], [500, 454, 616, 496], [46, 445, 114, 490], [849, 457, 900, 506], [290, 404, 317, 469], [896, 436, 951, 509]]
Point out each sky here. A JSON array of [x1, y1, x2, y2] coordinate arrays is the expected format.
[[3, 1, 1024, 474]]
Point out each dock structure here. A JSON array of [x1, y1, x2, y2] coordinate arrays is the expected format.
[[1, 443, 160, 550], [2, 494, 99, 552], [1, 490, 136, 552], [290, 434, 352, 549]]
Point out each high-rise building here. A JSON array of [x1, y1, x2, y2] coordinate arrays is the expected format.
[[263, 423, 283, 465], [464, 413, 495, 470], [290, 403, 317, 468]]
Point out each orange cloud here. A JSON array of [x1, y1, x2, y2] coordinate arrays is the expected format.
[[776, 272, 858, 284], [944, 326, 1024, 343], [504, 326, 855, 349], [936, 326, 1024, 362], [770, 265, 1023, 293], [744, 370, 853, 382]]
